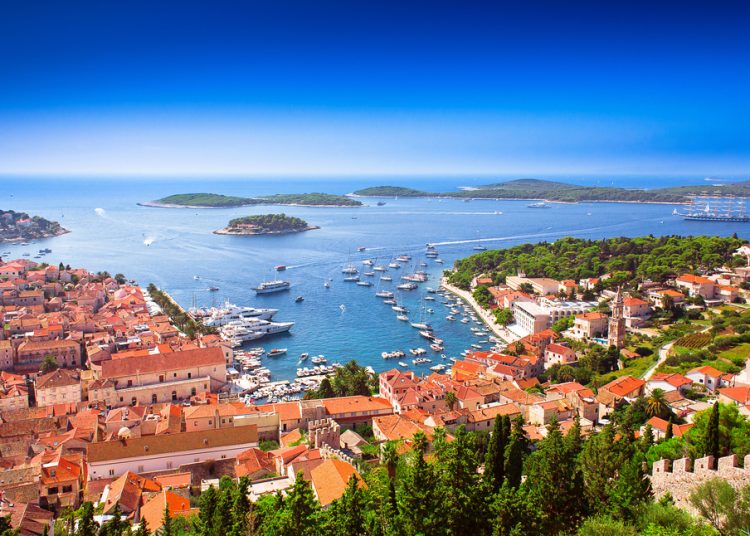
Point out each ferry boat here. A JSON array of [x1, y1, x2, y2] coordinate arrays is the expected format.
[[268, 348, 288, 357], [254, 280, 291, 294]]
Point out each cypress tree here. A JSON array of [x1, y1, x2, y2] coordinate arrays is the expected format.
[[640, 424, 654, 452], [665, 417, 673, 440], [74, 502, 98, 536], [280, 472, 320, 536], [398, 431, 440, 536], [197, 485, 218, 536], [505, 416, 527, 489], [706, 402, 720, 459], [484, 415, 507, 492], [333, 475, 366, 536], [160, 504, 172, 536]]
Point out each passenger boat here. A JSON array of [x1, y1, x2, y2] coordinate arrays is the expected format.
[[254, 280, 291, 294]]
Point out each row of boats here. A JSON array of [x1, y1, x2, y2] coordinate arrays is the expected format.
[[190, 303, 294, 346]]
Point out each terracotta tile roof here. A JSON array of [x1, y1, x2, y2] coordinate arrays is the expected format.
[[601, 375, 645, 398], [688, 365, 724, 378], [373, 414, 435, 441], [645, 416, 693, 437], [35, 368, 80, 389], [87, 426, 258, 463], [719, 386, 750, 404], [321, 396, 392, 416], [101, 347, 224, 379], [649, 373, 693, 389], [235, 448, 275, 479], [468, 403, 521, 423], [280, 428, 303, 447], [103, 471, 161, 515], [139, 490, 191, 532], [676, 274, 714, 285], [310, 459, 364, 507], [623, 297, 648, 306], [576, 312, 607, 321], [154, 472, 191, 489]]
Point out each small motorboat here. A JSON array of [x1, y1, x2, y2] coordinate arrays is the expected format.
[[357, 246, 367, 252], [208, 286, 219, 292], [324, 281, 331, 288], [275, 265, 287, 271], [295, 296, 304, 303], [268, 348, 288, 357], [398, 361, 408, 367], [299, 353, 309, 361]]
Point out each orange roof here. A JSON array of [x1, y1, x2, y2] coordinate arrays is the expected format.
[[688, 365, 724, 378], [576, 312, 607, 321], [321, 396, 392, 416], [154, 472, 191, 489], [649, 373, 692, 388], [676, 274, 714, 285], [623, 297, 648, 306], [719, 386, 750, 404], [645, 416, 693, 437], [236, 448, 275, 478], [280, 428, 304, 447], [373, 414, 435, 442], [468, 403, 521, 422], [310, 459, 365, 507], [601, 375, 645, 398], [139, 490, 191, 532]]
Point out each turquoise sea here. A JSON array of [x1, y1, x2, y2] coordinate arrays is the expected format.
[[1, 175, 745, 381]]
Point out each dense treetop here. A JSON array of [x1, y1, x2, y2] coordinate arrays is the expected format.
[[151, 192, 361, 207], [448, 235, 746, 290], [226, 213, 311, 233], [354, 178, 750, 203]]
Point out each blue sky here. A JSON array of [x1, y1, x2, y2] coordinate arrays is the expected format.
[[1, 0, 749, 176]]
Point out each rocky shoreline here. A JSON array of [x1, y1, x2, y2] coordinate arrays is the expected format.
[[213, 225, 320, 236]]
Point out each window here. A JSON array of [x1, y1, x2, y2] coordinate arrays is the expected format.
[[166, 462, 173, 469], [159, 375, 164, 383], [221, 455, 227, 459], [109, 469, 115, 476], [191, 388, 197, 396], [187, 372, 192, 379], [174, 373, 177, 378], [172, 391, 177, 401], [152, 394, 157, 404], [131, 397, 137, 406], [137, 465, 144, 472], [48, 487, 59, 495], [127, 380, 133, 387], [62, 485, 72, 494]]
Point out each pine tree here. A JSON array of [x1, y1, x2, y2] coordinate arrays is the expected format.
[[332, 475, 366, 535], [608, 454, 651, 521], [134, 519, 150, 536], [196, 485, 218, 536], [280, 472, 320, 536], [706, 402, 720, 459], [74, 502, 98, 536], [484, 415, 507, 492], [160, 504, 172, 536], [398, 431, 440, 536], [230, 477, 251, 536], [525, 417, 586, 534], [441, 426, 483, 534], [580, 424, 619, 512]]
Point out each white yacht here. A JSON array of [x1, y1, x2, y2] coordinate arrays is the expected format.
[[220, 318, 294, 341], [195, 303, 278, 326], [342, 264, 359, 274], [254, 280, 291, 294], [375, 290, 394, 298]]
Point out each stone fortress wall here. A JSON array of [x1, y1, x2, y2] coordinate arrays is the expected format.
[[650, 454, 750, 511]]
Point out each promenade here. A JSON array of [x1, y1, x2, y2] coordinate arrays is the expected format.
[[440, 277, 519, 345]]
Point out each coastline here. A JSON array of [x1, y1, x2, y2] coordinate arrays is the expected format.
[[138, 201, 360, 209], [440, 277, 519, 345], [213, 225, 320, 236], [0, 228, 70, 244], [354, 194, 689, 206]]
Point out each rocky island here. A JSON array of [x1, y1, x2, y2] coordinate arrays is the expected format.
[[214, 213, 319, 236], [141, 192, 362, 208], [0, 210, 68, 243], [353, 178, 750, 204]]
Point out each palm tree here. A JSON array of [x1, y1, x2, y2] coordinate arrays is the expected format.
[[646, 388, 668, 418], [445, 391, 458, 411], [381, 440, 399, 480]]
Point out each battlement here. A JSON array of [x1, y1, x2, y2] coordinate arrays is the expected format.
[[308, 418, 341, 449], [650, 454, 750, 512]]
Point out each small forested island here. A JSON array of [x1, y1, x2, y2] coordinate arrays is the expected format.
[[214, 213, 318, 236], [447, 235, 746, 289], [354, 178, 750, 204], [0, 210, 68, 243], [142, 192, 362, 208]]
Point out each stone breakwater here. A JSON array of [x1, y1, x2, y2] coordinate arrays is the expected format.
[[650, 454, 750, 512]]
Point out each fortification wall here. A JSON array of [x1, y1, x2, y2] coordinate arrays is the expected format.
[[650, 454, 750, 511]]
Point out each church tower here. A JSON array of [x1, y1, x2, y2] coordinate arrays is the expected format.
[[608, 287, 625, 348]]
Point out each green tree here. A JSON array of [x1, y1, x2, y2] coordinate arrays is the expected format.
[[159, 504, 172, 536], [381, 441, 399, 481], [398, 431, 440, 536], [646, 389, 669, 419], [706, 402, 721, 460], [279, 473, 320, 536], [494, 308, 514, 327], [329, 475, 365, 536], [505, 416, 527, 488], [484, 415, 507, 492], [525, 417, 586, 534], [40, 355, 58, 374], [665, 418, 673, 440], [445, 390, 458, 411], [74, 503, 98, 536], [689, 479, 750, 536], [439, 426, 483, 534]]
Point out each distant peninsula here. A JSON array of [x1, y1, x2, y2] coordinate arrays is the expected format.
[[214, 213, 319, 236], [352, 178, 750, 204], [141, 192, 362, 208], [0, 210, 68, 243]]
